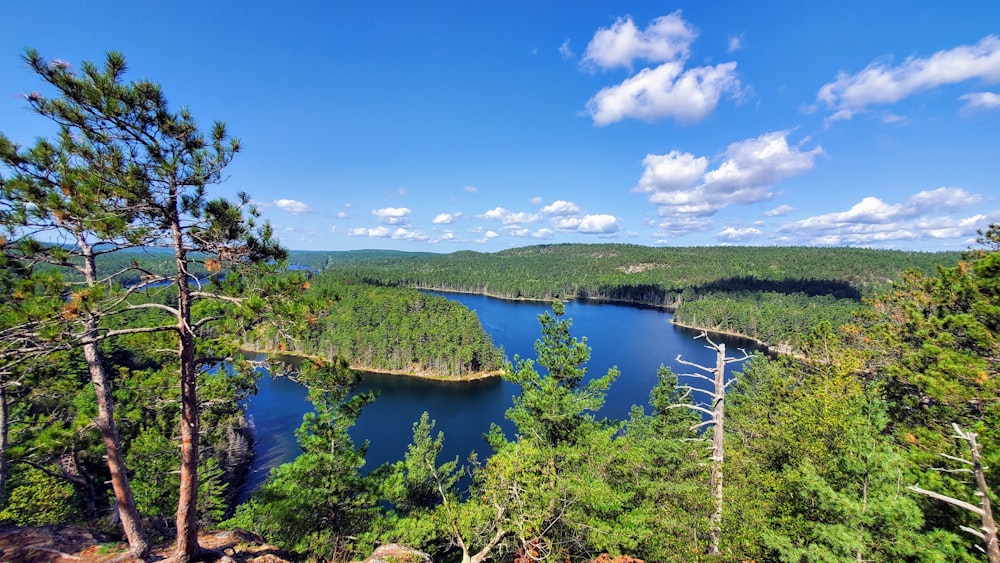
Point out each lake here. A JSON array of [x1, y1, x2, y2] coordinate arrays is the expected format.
[[239, 293, 760, 500]]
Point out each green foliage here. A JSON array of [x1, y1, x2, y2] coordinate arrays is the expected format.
[[245, 273, 504, 378], [505, 301, 619, 446], [0, 466, 78, 525], [225, 359, 382, 560], [312, 244, 957, 352]]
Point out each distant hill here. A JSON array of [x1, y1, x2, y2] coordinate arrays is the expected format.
[[312, 243, 960, 302], [287, 249, 438, 270], [311, 243, 963, 351]]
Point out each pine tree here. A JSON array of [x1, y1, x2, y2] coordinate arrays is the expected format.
[[1, 50, 286, 561]]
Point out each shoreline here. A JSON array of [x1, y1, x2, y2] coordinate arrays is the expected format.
[[239, 346, 505, 382]]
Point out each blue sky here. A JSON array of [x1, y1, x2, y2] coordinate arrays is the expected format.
[[1, 1, 998, 252]]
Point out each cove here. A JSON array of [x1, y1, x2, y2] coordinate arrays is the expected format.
[[240, 293, 760, 499]]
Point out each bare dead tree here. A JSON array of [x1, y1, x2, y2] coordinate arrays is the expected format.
[[908, 423, 999, 563], [672, 332, 750, 556]]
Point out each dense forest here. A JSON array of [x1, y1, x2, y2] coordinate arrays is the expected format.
[[2, 51, 999, 563], [243, 273, 504, 378], [306, 244, 958, 351]]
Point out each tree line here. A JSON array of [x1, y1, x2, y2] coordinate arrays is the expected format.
[[308, 244, 959, 352]]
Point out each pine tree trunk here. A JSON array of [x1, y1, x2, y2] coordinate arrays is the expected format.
[[81, 246, 149, 560], [172, 216, 202, 562], [83, 338, 149, 559]]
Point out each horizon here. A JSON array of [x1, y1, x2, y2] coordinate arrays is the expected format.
[[1, 1, 998, 252]]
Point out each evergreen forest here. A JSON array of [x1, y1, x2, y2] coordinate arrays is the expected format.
[[2, 51, 999, 563]]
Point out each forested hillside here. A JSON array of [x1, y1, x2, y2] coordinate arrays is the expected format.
[[303, 244, 959, 351], [243, 272, 504, 378]]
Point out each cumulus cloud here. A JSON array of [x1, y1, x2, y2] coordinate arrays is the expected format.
[[390, 227, 428, 241], [764, 204, 795, 217], [433, 212, 460, 224], [336, 211, 349, 219], [475, 230, 500, 244], [586, 61, 741, 125], [580, 11, 742, 125], [634, 150, 708, 194], [718, 226, 762, 242], [479, 207, 541, 225], [541, 200, 582, 215], [780, 187, 987, 245], [464, 185, 479, 193], [550, 214, 620, 234], [817, 35, 1000, 119], [274, 199, 312, 214], [635, 131, 823, 226], [960, 91, 1000, 111], [501, 226, 555, 239], [581, 12, 697, 71], [348, 226, 391, 238], [372, 207, 411, 225]]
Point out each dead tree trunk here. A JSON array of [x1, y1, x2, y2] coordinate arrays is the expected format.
[[673, 332, 749, 557], [908, 423, 999, 563]]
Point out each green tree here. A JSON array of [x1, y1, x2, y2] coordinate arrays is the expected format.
[[226, 359, 381, 561], [1, 49, 286, 561], [726, 358, 933, 562], [464, 302, 621, 561]]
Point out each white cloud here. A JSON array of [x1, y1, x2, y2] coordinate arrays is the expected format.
[[634, 150, 708, 194], [336, 211, 349, 219], [654, 215, 713, 238], [635, 131, 823, 225], [433, 212, 460, 224], [559, 39, 574, 61], [475, 230, 501, 244], [586, 61, 741, 125], [479, 207, 541, 225], [582, 12, 697, 71], [551, 214, 620, 234], [718, 226, 762, 241], [960, 91, 1000, 111], [391, 227, 428, 241], [530, 196, 544, 205], [727, 34, 744, 53], [348, 226, 391, 238], [579, 214, 620, 234], [701, 131, 823, 195], [464, 185, 478, 193], [540, 200, 582, 215], [372, 207, 411, 225], [274, 199, 312, 214], [780, 187, 988, 245], [764, 204, 795, 217], [502, 225, 555, 240], [817, 35, 1000, 118]]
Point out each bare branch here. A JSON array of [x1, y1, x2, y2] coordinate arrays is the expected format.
[[908, 485, 984, 516], [668, 403, 715, 418]]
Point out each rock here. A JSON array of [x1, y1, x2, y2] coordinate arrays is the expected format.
[[361, 543, 432, 563]]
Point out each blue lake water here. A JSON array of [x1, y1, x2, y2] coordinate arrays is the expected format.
[[240, 293, 759, 499]]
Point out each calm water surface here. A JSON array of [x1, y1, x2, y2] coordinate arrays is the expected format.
[[240, 293, 758, 499]]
